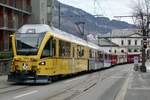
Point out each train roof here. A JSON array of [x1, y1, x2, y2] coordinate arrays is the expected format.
[[16, 24, 101, 50]]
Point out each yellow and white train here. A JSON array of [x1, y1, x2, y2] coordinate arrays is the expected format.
[[8, 24, 104, 83]]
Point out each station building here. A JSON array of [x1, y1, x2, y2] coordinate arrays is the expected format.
[[0, 0, 31, 52], [97, 29, 150, 58]]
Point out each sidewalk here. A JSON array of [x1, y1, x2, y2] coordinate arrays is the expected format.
[[125, 61, 150, 100], [0, 75, 9, 88]]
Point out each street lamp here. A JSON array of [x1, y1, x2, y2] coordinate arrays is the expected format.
[[140, 36, 147, 72], [58, 2, 61, 29]]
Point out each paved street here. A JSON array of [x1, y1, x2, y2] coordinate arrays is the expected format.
[[0, 62, 150, 100]]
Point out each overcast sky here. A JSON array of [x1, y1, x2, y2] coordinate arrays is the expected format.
[[58, 0, 136, 24]]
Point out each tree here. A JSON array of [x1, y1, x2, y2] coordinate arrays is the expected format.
[[132, 0, 150, 72]]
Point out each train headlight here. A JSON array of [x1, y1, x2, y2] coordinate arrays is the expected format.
[[39, 61, 46, 65], [22, 63, 28, 70]]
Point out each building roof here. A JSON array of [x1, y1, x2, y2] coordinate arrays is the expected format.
[[99, 29, 142, 38], [98, 38, 119, 47], [86, 34, 119, 47]]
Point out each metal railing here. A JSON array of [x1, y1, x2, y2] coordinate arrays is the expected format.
[[0, 51, 12, 75], [0, 0, 7, 4], [0, 0, 31, 13], [0, 59, 11, 75], [0, 18, 4, 27]]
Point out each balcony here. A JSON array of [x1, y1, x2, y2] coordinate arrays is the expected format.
[[0, 0, 7, 4], [8, 20, 13, 29], [23, 5, 32, 13], [0, 0, 31, 13], [0, 17, 18, 31], [0, 17, 4, 27]]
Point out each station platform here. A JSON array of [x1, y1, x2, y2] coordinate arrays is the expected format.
[[124, 61, 150, 100]]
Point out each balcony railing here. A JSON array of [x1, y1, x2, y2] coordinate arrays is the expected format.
[[0, 0, 31, 13], [0, 0, 7, 4], [0, 17, 19, 30], [0, 18, 4, 27], [8, 20, 13, 29]]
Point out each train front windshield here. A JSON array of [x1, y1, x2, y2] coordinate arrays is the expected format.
[[16, 33, 45, 55]]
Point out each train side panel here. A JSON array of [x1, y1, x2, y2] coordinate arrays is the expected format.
[[127, 53, 140, 63]]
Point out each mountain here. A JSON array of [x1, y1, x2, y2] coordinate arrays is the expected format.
[[52, 0, 135, 37]]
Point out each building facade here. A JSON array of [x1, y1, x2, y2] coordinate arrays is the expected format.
[[31, 0, 53, 26], [99, 29, 150, 55], [0, 0, 31, 52]]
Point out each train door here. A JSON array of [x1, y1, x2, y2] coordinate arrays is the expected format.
[[40, 39, 56, 75], [72, 47, 75, 73]]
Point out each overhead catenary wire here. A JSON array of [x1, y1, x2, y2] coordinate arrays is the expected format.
[[93, 0, 107, 17], [104, 0, 114, 17]]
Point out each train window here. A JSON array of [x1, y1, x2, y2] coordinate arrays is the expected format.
[[105, 54, 107, 59], [95, 52, 99, 61], [93, 51, 95, 58], [82, 49, 84, 56], [52, 40, 56, 56], [41, 40, 52, 58], [89, 49, 96, 58], [77, 46, 84, 57], [89, 49, 92, 58], [59, 40, 71, 57], [41, 39, 56, 58], [99, 52, 103, 60]]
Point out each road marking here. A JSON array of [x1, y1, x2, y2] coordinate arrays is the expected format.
[[130, 87, 150, 90], [110, 76, 126, 79], [13, 90, 38, 99], [115, 73, 131, 100]]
